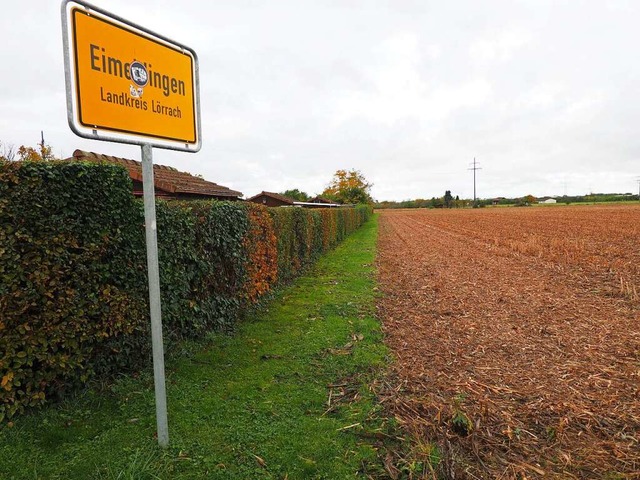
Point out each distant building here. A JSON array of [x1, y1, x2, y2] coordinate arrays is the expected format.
[[248, 191, 342, 208], [292, 200, 343, 208], [539, 198, 557, 204], [66, 150, 242, 201], [247, 191, 295, 207]]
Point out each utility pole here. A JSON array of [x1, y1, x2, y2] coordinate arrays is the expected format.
[[636, 177, 640, 201], [40, 131, 48, 160], [468, 157, 481, 207]]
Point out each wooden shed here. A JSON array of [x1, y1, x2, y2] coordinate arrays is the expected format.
[[67, 150, 243, 201], [247, 191, 295, 207]]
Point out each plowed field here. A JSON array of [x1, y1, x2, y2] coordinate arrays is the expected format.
[[376, 205, 640, 479]]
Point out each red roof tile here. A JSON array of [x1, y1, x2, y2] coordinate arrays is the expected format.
[[247, 191, 295, 205], [69, 150, 242, 199]]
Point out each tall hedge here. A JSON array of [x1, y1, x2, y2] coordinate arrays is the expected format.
[[0, 160, 371, 421], [0, 161, 147, 419]]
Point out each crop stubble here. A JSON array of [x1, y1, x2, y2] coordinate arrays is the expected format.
[[376, 205, 640, 478]]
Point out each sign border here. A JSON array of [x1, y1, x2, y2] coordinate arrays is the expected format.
[[61, 0, 202, 152], [71, 8, 198, 144]]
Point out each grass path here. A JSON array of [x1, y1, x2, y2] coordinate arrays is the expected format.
[[0, 214, 392, 479]]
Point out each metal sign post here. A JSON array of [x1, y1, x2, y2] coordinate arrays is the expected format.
[[141, 144, 168, 447], [62, 0, 201, 447]]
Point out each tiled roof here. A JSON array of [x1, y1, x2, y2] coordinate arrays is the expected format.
[[69, 150, 242, 198], [247, 191, 295, 204]]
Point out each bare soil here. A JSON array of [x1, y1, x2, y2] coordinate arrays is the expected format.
[[376, 205, 640, 479]]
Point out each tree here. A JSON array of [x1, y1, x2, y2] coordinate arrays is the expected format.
[[444, 190, 453, 208], [280, 189, 310, 202], [322, 169, 373, 205], [1, 138, 57, 162], [18, 143, 54, 161], [0, 141, 16, 161], [516, 194, 537, 206]]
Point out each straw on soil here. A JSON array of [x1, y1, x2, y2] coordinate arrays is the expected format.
[[376, 205, 640, 479]]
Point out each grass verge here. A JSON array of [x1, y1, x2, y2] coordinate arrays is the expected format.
[[0, 214, 397, 479]]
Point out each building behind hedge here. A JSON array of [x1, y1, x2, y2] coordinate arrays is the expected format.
[[67, 149, 243, 201], [248, 191, 341, 208]]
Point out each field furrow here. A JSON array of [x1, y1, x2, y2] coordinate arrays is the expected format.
[[377, 205, 640, 478]]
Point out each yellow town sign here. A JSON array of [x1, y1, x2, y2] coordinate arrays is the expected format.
[[62, 2, 200, 150]]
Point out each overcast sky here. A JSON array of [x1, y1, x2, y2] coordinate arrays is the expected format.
[[2, 0, 639, 201]]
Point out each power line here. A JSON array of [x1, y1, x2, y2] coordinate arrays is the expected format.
[[468, 157, 481, 207]]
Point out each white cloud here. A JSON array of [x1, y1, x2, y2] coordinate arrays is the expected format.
[[329, 30, 493, 128], [515, 83, 565, 110], [469, 29, 533, 66]]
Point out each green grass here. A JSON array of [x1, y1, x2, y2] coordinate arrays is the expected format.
[[0, 214, 396, 479]]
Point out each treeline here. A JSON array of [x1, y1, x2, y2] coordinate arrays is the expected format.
[[487, 192, 638, 206], [375, 197, 470, 209], [376, 192, 639, 209]]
